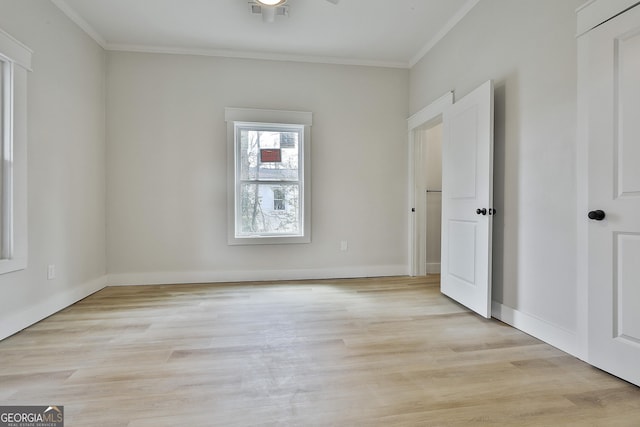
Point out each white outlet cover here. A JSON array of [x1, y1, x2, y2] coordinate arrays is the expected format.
[[47, 265, 56, 280]]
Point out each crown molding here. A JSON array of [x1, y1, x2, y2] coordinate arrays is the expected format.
[[409, 0, 481, 68], [50, 0, 107, 48], [105, 43, 410, 69]]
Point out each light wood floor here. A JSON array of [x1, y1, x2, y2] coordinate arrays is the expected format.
[[1, 276, 639, 426]]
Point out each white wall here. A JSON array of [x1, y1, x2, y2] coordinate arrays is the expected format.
[[106, 52, 409, 284], [410, 0, 582, 353], [0, 1, 106, 339]]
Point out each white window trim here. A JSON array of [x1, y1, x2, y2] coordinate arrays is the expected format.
[[0, 29, 31, 274], [225, 107, 312, 245]]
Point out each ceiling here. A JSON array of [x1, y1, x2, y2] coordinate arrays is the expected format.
[[52, 0, 479, 68]]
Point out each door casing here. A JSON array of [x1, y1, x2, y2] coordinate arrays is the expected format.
[[407, 92, 453, 276]]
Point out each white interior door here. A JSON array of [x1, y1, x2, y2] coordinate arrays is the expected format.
[[587, 4, 640, 387], [441, 80, 494, 318]]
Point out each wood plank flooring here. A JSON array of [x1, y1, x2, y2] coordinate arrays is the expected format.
[[1, 276, 639, 426]]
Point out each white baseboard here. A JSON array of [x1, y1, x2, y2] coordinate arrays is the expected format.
[[425, 263, 441, 274], [491, 301, 582, 359], [107, 265, 408, 286], [0, 275, 107, 341]]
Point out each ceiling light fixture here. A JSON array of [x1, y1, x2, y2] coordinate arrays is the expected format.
[[250, 0, 289, 23], [250, 0, 337, 24], [255, 0, 287, 6]]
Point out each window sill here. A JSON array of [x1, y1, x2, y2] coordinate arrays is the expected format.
[[227, 234, 311, 246], [0, 257, 27, 275]]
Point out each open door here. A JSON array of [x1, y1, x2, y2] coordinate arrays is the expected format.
[[441, 80, 494, 318]]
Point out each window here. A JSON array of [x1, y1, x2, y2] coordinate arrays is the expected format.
[[1, 57, 7, 258], [273, 188, 285, 211], [225, 108, 311, 245], [0, 29, 30, 274], [237, 124, 301, 235]]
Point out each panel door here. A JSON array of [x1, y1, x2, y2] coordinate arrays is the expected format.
[[587, 4, 640, 386], [441, 80, 494, 318]]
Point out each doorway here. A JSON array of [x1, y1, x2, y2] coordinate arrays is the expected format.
[[414, 122, 443, 276], [408, 81, 494, 318], [408, 92, 452, 277]]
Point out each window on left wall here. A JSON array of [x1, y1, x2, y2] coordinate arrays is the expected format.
[[0, 29, 31, 274]]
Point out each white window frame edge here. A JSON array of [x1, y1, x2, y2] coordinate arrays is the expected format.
[[0, 28, 31, 274], [225, 107, 312, 245]]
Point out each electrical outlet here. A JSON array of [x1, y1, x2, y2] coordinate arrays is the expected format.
[[47, 264, 56, 280], [340, 240, 348, 252]]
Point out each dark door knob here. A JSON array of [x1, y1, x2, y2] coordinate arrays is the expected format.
[[476, 208, 487, 215], [588, 210, 605, 221]]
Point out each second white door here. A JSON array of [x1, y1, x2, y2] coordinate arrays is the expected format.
[[586, 4, 640, 387], [441, 80, 494, 318]]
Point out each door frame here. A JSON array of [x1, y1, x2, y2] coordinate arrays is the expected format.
[[407, 92, 453, 276], [575, 0, 640, 362]]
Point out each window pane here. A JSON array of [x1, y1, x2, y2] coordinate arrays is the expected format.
[[239, 128, 299, 181], [239, 183, 300, 235], [273, 188, 285, 210], [0, 61, 3, 136], [0, 61, 4, 256]]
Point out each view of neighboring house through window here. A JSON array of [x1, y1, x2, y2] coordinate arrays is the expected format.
[[225, 107, 312, 245], [237, 124, 302, 236], [0, 56, 9, 260], [0, 59, 4, 256]]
